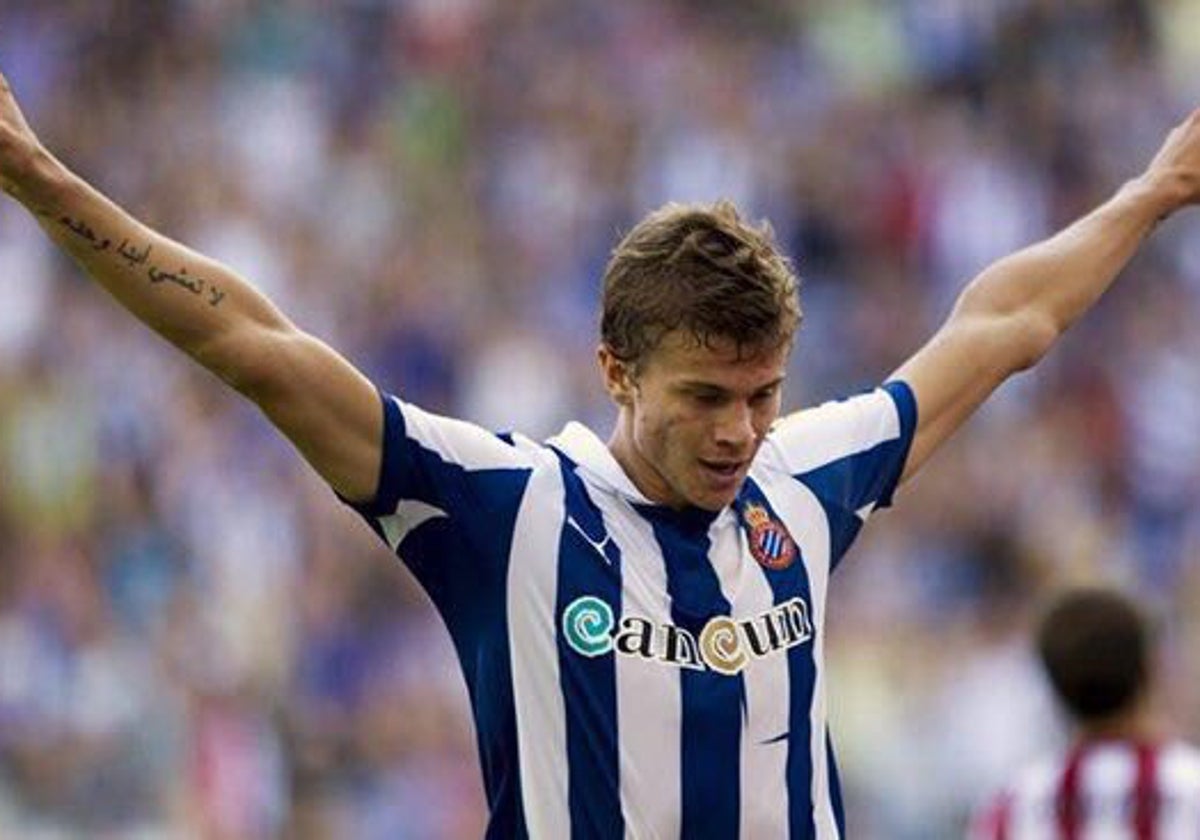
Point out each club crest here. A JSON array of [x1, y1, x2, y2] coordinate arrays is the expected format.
[[743, 503, 797, 570]]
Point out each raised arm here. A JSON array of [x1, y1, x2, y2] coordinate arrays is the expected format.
[[0, 70, 382, 503], [891, 108, 1200, 485]]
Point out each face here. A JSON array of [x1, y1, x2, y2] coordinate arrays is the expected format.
[[601, 331, 789, 511]]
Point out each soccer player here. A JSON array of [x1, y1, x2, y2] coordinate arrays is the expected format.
[[2, 64, 1200, 837], [970, 587, 1200, 839]]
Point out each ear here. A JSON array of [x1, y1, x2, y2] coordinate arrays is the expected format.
[[597, 345, 635, 406]]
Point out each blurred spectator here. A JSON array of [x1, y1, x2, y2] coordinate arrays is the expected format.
[[969, 587, 1200, 839]]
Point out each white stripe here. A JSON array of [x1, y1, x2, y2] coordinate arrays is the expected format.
[[589, 489, 682, 840], [757, 471, 839, 838], [507, 459, 571, 838], [548, 422, 654, 503], [764, 388, 901, 477], [398, 397, 536, 470], [1160, 740, 1200, 790], [378, 499, 448, 550], [1009, 758, 1061, 840], [706, 515, 790, 839], [1081, 744, 1136, 838], [1159, 742, 1200, 839]]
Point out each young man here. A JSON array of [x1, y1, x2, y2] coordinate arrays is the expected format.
[[970, 588, 1200, 839], [2, 66, 1199, 837]]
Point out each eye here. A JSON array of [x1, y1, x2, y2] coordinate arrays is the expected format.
[[693, 392, 725, 406], [752, 387, 778, 403]]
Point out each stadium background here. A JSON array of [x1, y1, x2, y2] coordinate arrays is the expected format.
[[1, 0, 1199, 836]]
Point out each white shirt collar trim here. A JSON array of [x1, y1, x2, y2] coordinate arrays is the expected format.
[[546, 421, 654, 503]]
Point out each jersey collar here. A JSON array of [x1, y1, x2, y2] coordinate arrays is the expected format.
[[547, 421, 655, 504]]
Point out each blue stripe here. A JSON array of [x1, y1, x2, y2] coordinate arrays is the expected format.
[[640, 505, 742, 840], [389, 470, 530, 839], [337, 389, 535, 839], [337, 388, 415, 517], [552, 450, 624, 840], [795, 436, 905, 517], [382, 469, 533, 840], [794, 381, 916, 572], [347, 390, 533, 519], [878, 380, 917, 507], [826, 729, 846, 836], [812, 500, 862, 575], [794, 380, 917, 514], [764, 530, 780, 558], [737, 479, 818, 838]]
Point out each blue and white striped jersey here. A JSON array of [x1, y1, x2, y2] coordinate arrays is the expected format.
[[340, 381, 916, 839]]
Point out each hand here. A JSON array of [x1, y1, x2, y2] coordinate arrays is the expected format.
[[1143, 107, 1200, 216], [0, 69, 46, 199]]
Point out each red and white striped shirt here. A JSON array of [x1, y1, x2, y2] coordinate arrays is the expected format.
[[970, 739, 1200, 840]]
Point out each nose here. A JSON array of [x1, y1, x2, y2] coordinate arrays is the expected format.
[[714, 401, 756, 451]]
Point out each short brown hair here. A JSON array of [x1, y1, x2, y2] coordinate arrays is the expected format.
[[1037, 588, 1153, 722], [600, 200, 801, 371]]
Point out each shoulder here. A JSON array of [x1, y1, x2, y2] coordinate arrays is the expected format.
[[752, 382, 917, 528], [985, 753, 1062, 811], [759, 381, 917, 476], [343, 391, 552, 523], [1010, 751, 1064, 800], [1158, 739, 1200, 794], [386, 394, 547, 472]]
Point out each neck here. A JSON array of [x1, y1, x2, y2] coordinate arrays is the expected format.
[[1076, 696, 1161, 744], [607, 411, 678, 508]]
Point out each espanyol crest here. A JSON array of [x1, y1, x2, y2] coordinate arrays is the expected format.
[[743, 502, 797, 571]]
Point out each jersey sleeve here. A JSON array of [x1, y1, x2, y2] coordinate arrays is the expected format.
[[761, 380, 917, 568], [336, 387, 536, 564]]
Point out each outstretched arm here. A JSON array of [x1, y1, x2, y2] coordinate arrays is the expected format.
[[0, 70, 382, 503], [892, 108, 1200, 485]]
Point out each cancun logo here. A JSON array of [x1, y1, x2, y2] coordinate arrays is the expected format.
[[562, 595, 813, 676]]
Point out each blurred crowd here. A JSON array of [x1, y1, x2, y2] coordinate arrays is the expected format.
[[2, 0, 1200, 836]]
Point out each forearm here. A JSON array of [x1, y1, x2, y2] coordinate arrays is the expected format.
[[11, 148, 292, 386], [892, 172, 1187, 481], [958, 173, 1183, 344]]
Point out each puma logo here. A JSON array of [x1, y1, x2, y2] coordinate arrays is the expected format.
[[565, 516, 613, 564]]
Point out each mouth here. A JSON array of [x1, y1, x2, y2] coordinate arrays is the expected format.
[[698, 458, 745, 484]]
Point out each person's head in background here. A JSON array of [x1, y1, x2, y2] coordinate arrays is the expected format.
[[1037, 587, 1160, 739]]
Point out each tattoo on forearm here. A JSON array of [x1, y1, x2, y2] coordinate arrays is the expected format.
[[57, 215, 227, 307], [147, 263, 226, 306], [59, 214, 111, 251]]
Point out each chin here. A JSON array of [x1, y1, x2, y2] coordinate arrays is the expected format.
[[690, 487, 740, 512]]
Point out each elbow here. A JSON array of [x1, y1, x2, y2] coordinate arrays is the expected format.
[[190, 323, 294, 400], [1008, 309, 1061, 372], [953, 281, 1063, 374]]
